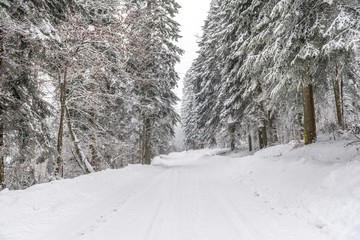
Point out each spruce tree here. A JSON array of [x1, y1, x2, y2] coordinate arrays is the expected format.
[[182, 0, 360, 150], [123, 0, 182, 164], [0, 0, 74, 189]]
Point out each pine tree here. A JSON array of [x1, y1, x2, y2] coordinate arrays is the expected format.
[[182, 0, 360, 150], [182, 64, 203, 150], [0, 0, 74, 189], [50, 0, 128, 177], [322, 0, 360, 129], [123, 0, 182, 164]]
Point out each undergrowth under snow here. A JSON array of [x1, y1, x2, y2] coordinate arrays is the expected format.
[[0, 136, 359, 240]]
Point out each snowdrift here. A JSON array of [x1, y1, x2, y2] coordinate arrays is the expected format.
[[0, 138, 359, 240], [224, 139, 360, 240]]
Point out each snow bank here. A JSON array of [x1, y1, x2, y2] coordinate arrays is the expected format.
[[0, 165, 161, 240], [0, 139, 359, 240], [224, 139, 360, 240]]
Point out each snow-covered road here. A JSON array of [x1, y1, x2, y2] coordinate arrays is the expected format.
[[0, 150, 329, 240]]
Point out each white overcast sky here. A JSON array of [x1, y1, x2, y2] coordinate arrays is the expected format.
[[173, 0, 212, 109]]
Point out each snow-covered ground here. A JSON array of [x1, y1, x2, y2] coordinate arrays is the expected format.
[[0, 139, 359, 240]]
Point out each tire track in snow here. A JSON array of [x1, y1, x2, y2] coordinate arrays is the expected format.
[[145, 169, 180, 240], [46, 167, 167, 240], [198, 161, 328, 240], [194, 169, 261, 240], [86, 165, 207, 240], [182, 169, 206, 240], [77, 168, 177, 240], [163, 167, 206, 240], [142, 167, 203, 240], [198, 166, 268, 240], [44, 151, 330, 240]]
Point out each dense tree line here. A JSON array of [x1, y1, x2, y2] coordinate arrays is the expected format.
[[182, 0, 360, 151], [0, 0, 182, 190]]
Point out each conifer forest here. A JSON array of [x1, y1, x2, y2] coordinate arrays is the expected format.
[[182, 0, 359, 151], [0, 0, 183, 189], [0, 0, 359, 191]]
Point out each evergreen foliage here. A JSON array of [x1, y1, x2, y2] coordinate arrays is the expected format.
[[0, 0, 182, 189], [182, 0, 360, 150]]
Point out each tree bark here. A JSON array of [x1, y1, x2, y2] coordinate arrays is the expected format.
[[0, 28, 6, 189], [89, 109, 99, 171], [303, 83, 316, 144], [340, 74, 345, 128], [268, 110, 278, 144], [333, 63, 344, 129], [295, 112, 304, 141], [248, 134, 252, 152], [143, 117, 152, 165], [65, 106, 94, 173], [229, 124, 236, 151], [140, 117, 145, 164], [56, 69, 67, 177], [0, 104, 5, 190], [256, 81, 267, 149], [333, 78, 344, 129], [258, 123, 267, 149]]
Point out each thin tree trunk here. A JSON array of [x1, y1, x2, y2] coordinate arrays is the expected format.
[[141, 0, 154, 165], [296, 112, 304, 141], [333, 79, 343, 128], [0, 104, 5, 190], [0, 28, 6, 189], [333, 63, 344, 129], [56, 69, 67, 177], [70, 148, 87, 174], [248, 134, 252, 152], [268, 110, 278, 144], [89, 109, 99, 171], [258, 123, 267, 149], [340, 73, 345, 128], [65, 106, 94, 173], [303, 83, 316, 144], [257, 81, 267, 149], [140, 116, 145, 165], [143, 117, 152, 165], [89, 135, 98, 170], [229, 124, 236, 151]]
